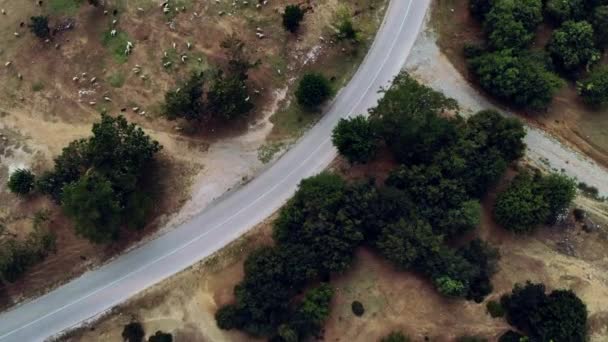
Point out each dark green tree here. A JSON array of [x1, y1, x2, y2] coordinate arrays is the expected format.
[[164, 73, 204, 121], [61, 172, 121, 244], [468, 49, 564, 110], [7, 169, 35, 195], [540, 172, 576, 223], [28, 16, 50, 39], [545, 0, 586, 23], [469, 0, 495, 20], [548, 20, 600, 73], [283, 5, 305, 33], [483, 0, 542, 49], [122, 322, 145, 342], [578, 66, 608, 106], [36, 139, 89, 201], [501, 282, 588, 342], [332, 116, 379, 164], [493, 172, 549, 233], [592, 6, 608, 47], [148, 331, 172, 342], [207, 72, 253, 121], [296, 73, 331, 109], [289, 283, 334, 338]]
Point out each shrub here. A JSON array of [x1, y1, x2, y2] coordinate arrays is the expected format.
[[578, 66, 608, 106], [296, 73, 331, 109], [122, 322, 145, 342], [29, 16, 50, 39], [283, 5, 304, 33], [486, 300, 505, 317], [7, 169, 35, 195], [351, 300, 365, 316]]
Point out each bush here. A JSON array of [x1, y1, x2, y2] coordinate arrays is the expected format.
[[164, 73, 204, 121], [351, 300, 365, 316], [486, 300, 505, 317], [7, 169, 35, 195], [468, 49, 564, 110], [296, 73, 331, 109], [122, 322, 145, 342], [548, 20, 600, 73], [29, 16, 50, 39], [332, 116, 379, 164], [578, 66, 608, 106], [283, 5, 304, 33], [215, 304, 243, 331]]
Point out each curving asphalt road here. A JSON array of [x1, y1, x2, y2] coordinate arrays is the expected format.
[[0, 0, 431, 340]]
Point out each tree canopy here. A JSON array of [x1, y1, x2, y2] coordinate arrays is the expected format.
[[29, 16, 50, 39], [468, 49, 564, 110], [332, 116, 379, 164], [296, 73, 331, 109], [578, 66, 608, 106], [501, 282, 588, 342], [548, 20, 600, 73]]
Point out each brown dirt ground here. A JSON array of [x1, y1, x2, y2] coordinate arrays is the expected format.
[[0, 0, 388, 311], [432, 0, 608, 169], [63, 158, 608, 342]]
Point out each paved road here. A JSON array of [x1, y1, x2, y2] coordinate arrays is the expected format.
[[0, 0, 430, 340]]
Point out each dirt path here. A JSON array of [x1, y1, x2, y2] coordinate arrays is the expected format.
[[404, 12, 608, 196]]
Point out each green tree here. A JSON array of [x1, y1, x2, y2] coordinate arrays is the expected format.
[[220, 34, 258, 81], [28, 16, 50, 39], [207, 72, 253, 120], [215, 304, 244, 330], [468, 49, 564, 110], [296, 73, 331, 109], [540, 172, 576, 223], [122, 322, 145, 342], [62, 172, 121, 243], [493, 172, 549, 233], [332, 116, 379, 164], [283, 5, 305, 33], [381, 331, 411, 342], [36, 139, 90, 201], [164, 73, 204, 121], [501, 282, 587, 342], [469, 0, 495, 20], [7, 169, 35, 195], [289, 284, 334, 338], [466, 110, 526, 162], [592, 6, 608, 47], [578, 66, 608, 106], [483, 0, 542, 49], [148, 331, 172, 342], [548, 20, 600, 73], [545, 0, 586, 23]]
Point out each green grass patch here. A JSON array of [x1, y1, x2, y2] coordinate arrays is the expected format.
[[257, 142, 285, 163], [101, 30, 132, 64], [31, 82, 45, 92], [48, 0, 84, 15], [107, 72, 126, 88]]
